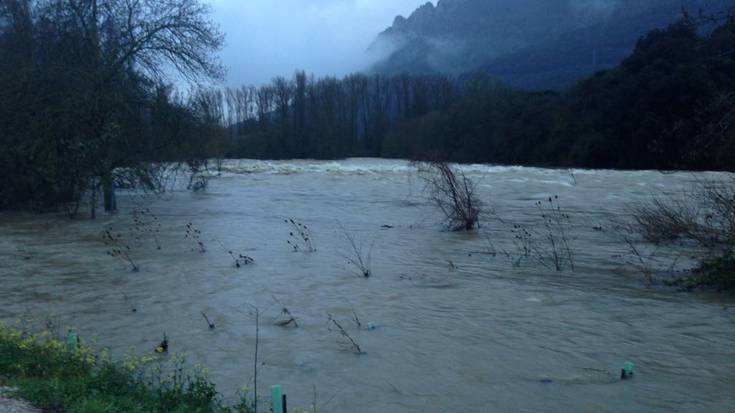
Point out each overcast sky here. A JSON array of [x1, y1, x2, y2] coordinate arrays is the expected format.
[[208, 0, 426, 86]]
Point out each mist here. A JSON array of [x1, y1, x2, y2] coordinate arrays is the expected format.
[[209, 0, 427, 86], [569, 0, 619, 16]]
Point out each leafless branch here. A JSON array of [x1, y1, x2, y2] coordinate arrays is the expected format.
[[327, 313, 363, 354], [338, 224, 373, 278], [414, 160, 481, 231]]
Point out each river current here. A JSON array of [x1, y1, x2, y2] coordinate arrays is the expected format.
[[1, 158, 733, 412]]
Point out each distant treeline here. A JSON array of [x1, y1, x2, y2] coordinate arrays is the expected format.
[[220, 14, 734, 170], [1, 3, 733, 214]]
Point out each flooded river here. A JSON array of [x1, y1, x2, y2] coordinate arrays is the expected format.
[[1, 159, 734, 412]]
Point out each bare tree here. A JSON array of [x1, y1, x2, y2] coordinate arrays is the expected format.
[[415, 160, 481, 231], [88, 0, 225, 82], [273, 76, 294, 125], [4, 0, 225, 216], [188, 87, 227, 184], [256, 85, 274, 126]]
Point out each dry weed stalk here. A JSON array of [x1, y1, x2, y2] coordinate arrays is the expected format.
[[327, 313, 363, 354], [338, 225, 373, 278], [285, 218, 316, 252], [103, 227, 139, 271]]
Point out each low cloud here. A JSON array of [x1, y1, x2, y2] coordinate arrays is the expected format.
[[569, 0, 619, 19], [209, 0, 427, 86]]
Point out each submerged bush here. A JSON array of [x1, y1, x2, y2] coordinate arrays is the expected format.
[[631, 179, 735, 247], [693, 250, 735, 292], [667, 249, 735, 292], [504, 196, 576, 272], [626, 179, 735, 291], [102, 227, 139, 272], [414, 160, 481, 231], [338, 225, 373, 278]]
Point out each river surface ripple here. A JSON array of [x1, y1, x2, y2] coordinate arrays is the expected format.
[[1, 159, 734, 413]]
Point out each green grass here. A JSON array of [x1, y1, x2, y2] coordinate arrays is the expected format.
[[0, 325, 254, 413]]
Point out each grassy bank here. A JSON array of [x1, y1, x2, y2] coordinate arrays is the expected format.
[[0, 325, 253, 413]]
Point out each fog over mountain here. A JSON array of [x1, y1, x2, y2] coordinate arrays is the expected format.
[[209, 0, 427, 86], [208, 0, 731, 88], [370, 0, 734, 88]]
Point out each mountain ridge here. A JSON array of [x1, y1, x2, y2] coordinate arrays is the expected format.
[[370, 0, 733, 89]]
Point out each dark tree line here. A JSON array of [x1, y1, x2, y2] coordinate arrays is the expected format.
[[221, 72, 455, 159], [0, 0, 225, 214], [225, 14, 735, 171]]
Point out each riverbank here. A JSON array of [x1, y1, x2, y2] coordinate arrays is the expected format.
[[0, 325, 252, 413]]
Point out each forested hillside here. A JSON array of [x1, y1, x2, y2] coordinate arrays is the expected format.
[[370, 0, 732, 89], [225, 14, 735, 171]]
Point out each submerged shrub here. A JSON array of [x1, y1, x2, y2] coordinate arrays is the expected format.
[[414, 160, 481, 231], [667, 249, 735, 292], [504, 196, 576, 272], [285, 218, 316, 252], [338, 225, 373, 278], [623, 179, 735, 290], [215, 239, 255, 268], [692, 250, 735, 291], [535, 196, 576, 272], [102, 227, 139, 272], [185, 222, 207, 253], [131, 207, 162, 250], [631, 179, 735, 247]]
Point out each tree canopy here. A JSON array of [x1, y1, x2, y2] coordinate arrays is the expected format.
[[220, 14, 735, 171], [0, 0, 224, 213]]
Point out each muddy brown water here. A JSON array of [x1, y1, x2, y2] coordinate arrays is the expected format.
[[1, 159, 734, 412]]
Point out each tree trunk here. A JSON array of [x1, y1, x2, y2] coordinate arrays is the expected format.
[[102, 173, 116, 212], [90, 179, 97, 219]]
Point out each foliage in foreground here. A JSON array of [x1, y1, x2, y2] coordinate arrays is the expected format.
[[0, 325, 254, 413]]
